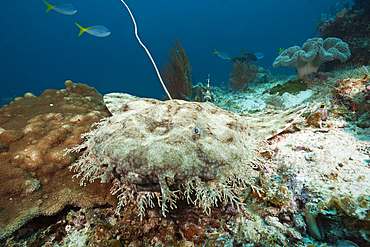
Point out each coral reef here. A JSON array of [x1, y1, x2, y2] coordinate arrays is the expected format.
[[228, 60, 259, 92], [353, 0, 370, 10], [68, 96, 266, 220], [273, 37, 351, 77], [0, 75, 370, 247], [316, 6, 370, 68], [2, 71, 370, 246], [329, 66, 370, 127], [210, 70, 370, 245], [161, 37, 192, 100], [0, 81, 114, 239], [274, 125, 370, 245], [0, 202, 262, 246]]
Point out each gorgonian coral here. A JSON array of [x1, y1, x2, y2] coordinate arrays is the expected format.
[[228, 61, 259, 92], [161, 37, 192, 100]]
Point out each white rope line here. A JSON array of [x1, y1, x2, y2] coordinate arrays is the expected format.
[[120, 0, 172, 100]]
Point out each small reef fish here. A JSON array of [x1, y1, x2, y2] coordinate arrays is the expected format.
[[279, 47, 285, 54], [213, 49, 231, 60], [228, 55, 248, 63], [254, 52, 264, 60], [43, 0, 77, 15], [204, 74, 212, 102], [308, 104, 327, 121], [239, 49, 258, 62], [74, 22, 110, 37]]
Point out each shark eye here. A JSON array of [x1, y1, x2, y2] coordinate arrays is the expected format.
[[193, 126, 203, 141]]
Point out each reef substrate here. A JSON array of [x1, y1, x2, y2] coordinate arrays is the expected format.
[[1, 72, 370, 246]]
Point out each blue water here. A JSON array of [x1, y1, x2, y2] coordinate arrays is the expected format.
[[0, 0, 351, 103]]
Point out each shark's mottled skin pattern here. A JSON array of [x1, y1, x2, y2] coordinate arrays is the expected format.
[[69, 98, 262, 217]]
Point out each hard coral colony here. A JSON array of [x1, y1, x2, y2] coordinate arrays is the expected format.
[[69, 97, 263, 218], [0, 81, 113, 239]]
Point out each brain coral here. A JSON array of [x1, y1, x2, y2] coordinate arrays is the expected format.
[[70, 97, 263, 217], [273, 37, 351, 77]]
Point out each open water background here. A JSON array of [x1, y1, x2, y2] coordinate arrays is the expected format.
[[0, 0, 351, 102]]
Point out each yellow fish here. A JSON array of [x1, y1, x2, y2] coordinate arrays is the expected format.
[[74, 22, 111, 37], [43, 0, 77, 15], [213, 49, 231, 60]]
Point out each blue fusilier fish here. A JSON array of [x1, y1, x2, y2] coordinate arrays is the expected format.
[[74, 22, 111, 37], [43, 0, 77, 15], [213, 49, 231, 60], [254, 52, 264, 60]]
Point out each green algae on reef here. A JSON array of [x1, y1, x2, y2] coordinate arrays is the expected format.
[[268, 79, 308, 96]]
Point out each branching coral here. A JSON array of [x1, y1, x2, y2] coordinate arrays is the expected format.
[[161, 37, 192, 100], [228, 61, 259, 92]]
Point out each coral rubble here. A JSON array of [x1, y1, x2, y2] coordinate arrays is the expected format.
[[0, 81, 114, 239]]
